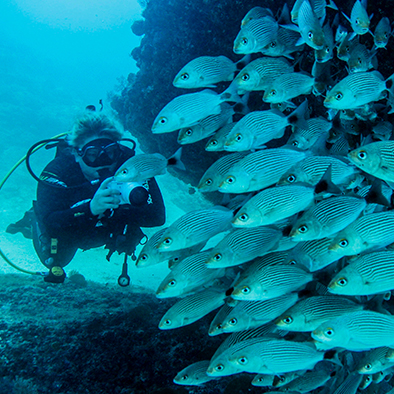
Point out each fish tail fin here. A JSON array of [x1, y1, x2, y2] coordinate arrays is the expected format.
[[235, 54, 251, 70], [167, 147, 186, 171], [220, 82, 243, 104], [232, 92, 250, 115], [364, 179, 391, 206], [327, 0, 338, 10], [324, 350, 342, 367], [314, 165, 342, 195], [287, 99, 309, 130]]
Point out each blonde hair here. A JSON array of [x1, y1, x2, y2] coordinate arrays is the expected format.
[[69, 113, 123, 147]]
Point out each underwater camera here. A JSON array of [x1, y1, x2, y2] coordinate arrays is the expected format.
[[108, 180, 149, 206]]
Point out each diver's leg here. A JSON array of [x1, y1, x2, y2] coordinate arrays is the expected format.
[[6, 208, 34, 239]]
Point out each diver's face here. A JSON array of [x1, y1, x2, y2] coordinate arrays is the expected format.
[[74, 135, 118, 181]]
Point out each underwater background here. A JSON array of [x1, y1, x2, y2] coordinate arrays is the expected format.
[[2, 0, 394, 393]]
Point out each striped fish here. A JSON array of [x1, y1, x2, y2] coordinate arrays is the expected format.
[[198, 152, 247, 192], [218, 148, 307, 193], [296, 0, 325, 50], [328, 251, 394, 295], [278, 155, 361, 189], [336, 33, 359, 62], [205, 226, 282, 268], [347, 43, 376, 73], [348, 141, 394, 183], [156, 250, 226, 298], [342, 0, 371, 37], [232, 56, 294, 94], [205, 123, 237, 152], [288, 117, 332, 150], [158, 287, 226, 330], [156, 206, 233, 252], [328, 211, 394, 255], [290, 195, 367, 241], [177, 104, 234, 145], [231, 264, 313, 301], [208, 302, 234, 336], [173, 360, 218, 386], [312, 310, 394, 350], [233, 16, 279, 54], [151, 89, 237, 133], [221, 293, 299, 333], [285, 237, 344, 272], [374, 17, 391, 49], [324, 71, 388, 110], [261, 27, 303, 59], [232, 184, 316, 228], [291, 0, 337, 24], [251, 373, 275, 387], [114, 149, 183, 182], [228, 338, 328, 374], [263, 72, 315, 103], [241, 6, 274, 27], [331, 373, 362, 394], [173, 55, 236, 89], [356, 347, 394, 374], [279, 369, 333, 392], [274, 295, 364, 331], [314, 22, 335, 63]]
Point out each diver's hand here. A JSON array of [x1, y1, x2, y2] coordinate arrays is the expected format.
[[90, 177, 121, 216]]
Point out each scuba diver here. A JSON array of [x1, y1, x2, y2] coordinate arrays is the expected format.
[[6, 108, 166, 283]]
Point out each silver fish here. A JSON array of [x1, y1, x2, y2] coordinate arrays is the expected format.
[[314, 22, 335, 63], [223, 101, 307, 151], [198, 152, 247, 192], [291, 0, 338, 24], [328, 211, 394, 256], [324, 71, 388, 110], [156, 250, 225, 298], [261, 27, 303, 59], [279, 369, 333, 392], [233, 16, 279, 54], [328, 251, 394, 296], [342, 0, 371, 37], [231, 264, 313, 301], [275, 295, 363, 331], [231, 56, 294, 94], [251, 373, 275, 387], [205, 226, 282, 268], [312, 310, 394, 351], [336, 33, 359, 61], [158, 287, 226, 330], [177, 104, 234, 145], [348, 141, 394, 183], [356, 347, 394, 374], [263, 72, 315, 103], [205, 122, 237, 151], [208, 302, 234, 336], [331, 373, 362, 394], [374, 17, 391, 49], [173, 360, 217, 386], [220, 293, 299, 333], [173, 56, 237, 89], [114, 149, 183, 182], [372, 121, 393, 141], [346, 43, 376, 73], [156, 206, 233, 252], [151, 89, 238, 133], [290, 195, 367, 241], [241, 7, 274, 27], [218, 148, 307, 193]]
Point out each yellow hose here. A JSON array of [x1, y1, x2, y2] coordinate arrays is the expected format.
[[0, 132, 69, 275]]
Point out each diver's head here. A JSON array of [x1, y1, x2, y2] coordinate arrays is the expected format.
[[70, 113, 124, 180]]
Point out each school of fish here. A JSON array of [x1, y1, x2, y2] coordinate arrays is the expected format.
[[136, 0, 394, 392]]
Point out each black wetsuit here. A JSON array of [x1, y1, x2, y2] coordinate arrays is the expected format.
[[34, 146, 166, 268]]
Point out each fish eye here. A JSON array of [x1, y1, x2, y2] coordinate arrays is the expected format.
[[159, 116, 167, 124], [324, 328, 334, 336], [289, 260, 297, 265], [270, 41, 277, 48], [229, 318, 238, 325], [287, 174, 296, 183], [241, 73, 250, 81], [235, 133, 243, 142], [120, 168, 128, 175], [279, 376, 286, 382], [181, 374, 188, 380], [291, 141, 299, 146], [325, 46, 330, 53], [337, 277, 347, 286], [241, 37, 248, 45], [226, 175, 236, 184], [335, 92, 343, 100], [168, 279, 177, 287], [241, 286, 250, 294], [365, 363, 372, 370], [215, 364, 224, 371], [308, 31, 314, 39], [238, 213, 249, 221], [164, 319, 171, 325], [180, 73, 189, 80], [269, 89, 277, 96], [163, 237, 173, 245], [357, 57, 362, 65], [283, 316, 293, 324], [214, 253, 222, 261], [298, 225, 308, 233], [355, 18, 360, 25], [238, 356, 248, 365], [338, 239, 348, 248], [357, 150, 367, 160], [345, 45, 350, 52], [205, 178, 213, 186], [185, 129, 193, 136], [140, 254, 148, 260]]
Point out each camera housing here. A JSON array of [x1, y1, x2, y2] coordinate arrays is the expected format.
[[108, 181, 149, 206]]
